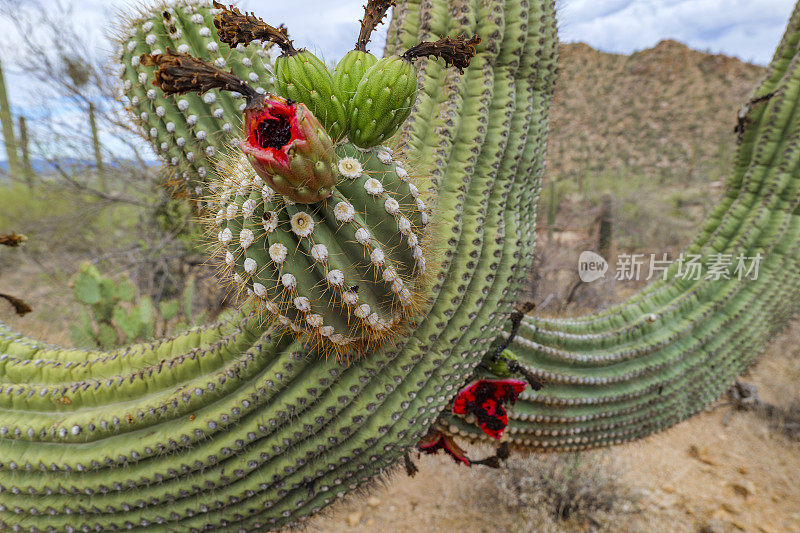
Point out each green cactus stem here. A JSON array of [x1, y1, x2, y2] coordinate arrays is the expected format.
[[116, 1, 276, 201], [17, 115, 33, 188], [0, 58, 21, 179], [89, 102, 104, 188]]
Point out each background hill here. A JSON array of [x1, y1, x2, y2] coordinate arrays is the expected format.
[[536, 40, 766, 311], [549, 40, 765, 186]]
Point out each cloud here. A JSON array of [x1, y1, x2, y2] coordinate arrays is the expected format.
[[557, 0, 796, 64]]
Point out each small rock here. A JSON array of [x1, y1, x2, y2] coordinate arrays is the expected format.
[[662, 484, 676, 494], [366, 496, 381, 508], [346, 511, 362, 527], [366, 519, 375, 527], [711, 507, 732, 522], [700, 518, 726, 533], [736, 466, 748, 475], [688, 444, 718, 466], [731, 480, 755, 498], [721, 502, 739, 515]]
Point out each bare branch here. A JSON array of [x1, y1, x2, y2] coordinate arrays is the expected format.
[[0, 233, 27, 247], [0, 294, 32, 316], [355, 0, 396, 52], [211, 1, 296, 55], [403, 34, 481, 74]]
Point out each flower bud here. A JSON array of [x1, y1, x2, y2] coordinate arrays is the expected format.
[[349, 56, 417, 148], [274, 51, 348, 142]]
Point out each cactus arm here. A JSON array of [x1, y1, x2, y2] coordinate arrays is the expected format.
[[88, 102, 105, 190], [116, 2, 274, 200], [441, 2, 800, 448]]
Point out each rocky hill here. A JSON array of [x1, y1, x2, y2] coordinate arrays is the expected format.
[[548, 40, 766, 187]]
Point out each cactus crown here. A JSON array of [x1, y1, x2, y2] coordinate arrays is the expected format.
[[136, 9, 434, 357]]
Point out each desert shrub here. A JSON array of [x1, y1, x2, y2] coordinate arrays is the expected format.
[[473, 452, 638, 531]]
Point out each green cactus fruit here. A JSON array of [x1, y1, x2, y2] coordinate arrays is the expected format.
[[240, 95, 337, 204], [486, 349, 519, 378], [274, 50, 348, 143], [348, 56, 417, 148], [212, 142, 429, 358], [333, 49, 378, 117], [116, 2, 275, 201]]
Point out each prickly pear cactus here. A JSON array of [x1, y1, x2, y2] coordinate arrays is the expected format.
[[3, 0, 800, 531]]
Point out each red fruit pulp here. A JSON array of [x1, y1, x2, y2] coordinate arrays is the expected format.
[[242, 98, 301, 166]]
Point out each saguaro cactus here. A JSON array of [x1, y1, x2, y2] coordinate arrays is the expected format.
[[17, 115, 33, 188], [0, 58, 21, 178], [1, 0, 800, 531]]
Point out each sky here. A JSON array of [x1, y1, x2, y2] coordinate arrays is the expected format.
[[0, 0, 797, 159]]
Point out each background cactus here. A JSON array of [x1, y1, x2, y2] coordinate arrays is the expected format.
[[69, 263, 204, 349], [0, 0, 799, 531], [0, 58, 21, 179], [16, 115, 33, 188]]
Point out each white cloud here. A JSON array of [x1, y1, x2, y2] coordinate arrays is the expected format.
[[558, 0, 796, 64]]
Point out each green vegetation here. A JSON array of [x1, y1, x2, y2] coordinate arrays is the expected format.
[[70, 263, 204, 349]]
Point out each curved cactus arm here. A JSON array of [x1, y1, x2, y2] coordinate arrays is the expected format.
[[441, 2, 800, 448], [115, 0, 275, 201], [0, 0, 558, 530]]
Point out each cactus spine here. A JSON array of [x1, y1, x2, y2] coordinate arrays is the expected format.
[[0, 58, 20, 178], [1, 0, 800, 531]]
